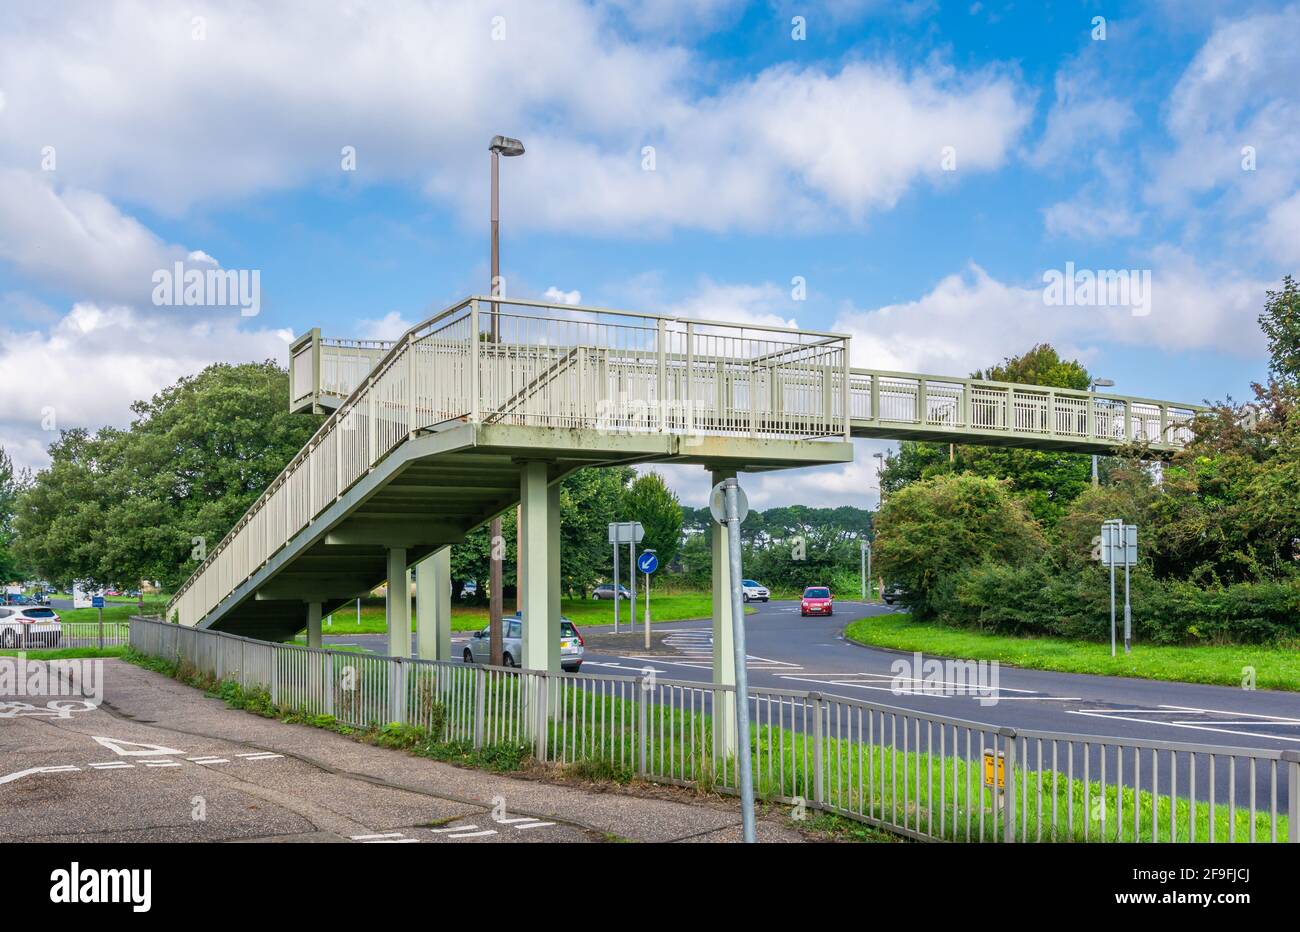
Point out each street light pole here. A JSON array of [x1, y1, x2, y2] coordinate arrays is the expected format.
[[487, 135, 525, 667], [723, 478, 756, 843]]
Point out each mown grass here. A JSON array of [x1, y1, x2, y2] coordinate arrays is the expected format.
[[0, 645, 127, 660], [843, 614, 1300, 691]]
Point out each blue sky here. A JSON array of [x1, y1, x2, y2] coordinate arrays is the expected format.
[[1, 0, 1296, 507]]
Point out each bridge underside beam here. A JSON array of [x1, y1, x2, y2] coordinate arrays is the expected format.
[[850, 422, 1181, 457]]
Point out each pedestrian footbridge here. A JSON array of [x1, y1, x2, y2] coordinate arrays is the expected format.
[[168, 296, 1202, 699]]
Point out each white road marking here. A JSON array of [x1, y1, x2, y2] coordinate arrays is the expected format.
[[448, 829, 498, 838], [92, 736, 184, 757], [1065, 710, 1300, 744], [351, 832, 405, 841], [88, 762, 134, 770], [513, 821, 555, 830], [494, 816, 542, 824], [187, 757, 230, 764], [0, 765, 82, 785], [429, 824, 477, 834], [1158, 703, 1300, 723], [238, 752, 284, 760], [142, 760, 182, 768]]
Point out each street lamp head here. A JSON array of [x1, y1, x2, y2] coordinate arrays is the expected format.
[[489, 135, 526, 157], [1092, 378, 1115, 389]]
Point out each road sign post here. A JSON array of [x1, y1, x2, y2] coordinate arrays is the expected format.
[[608, 522, 645, 636], [1100, 519, 1138, 656], [637, 550, 658, 650], [712, 477, 755, 843], [92, 594, 105, 648]]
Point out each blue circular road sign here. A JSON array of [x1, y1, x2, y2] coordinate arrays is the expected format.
[[637, 552, 659, 574]]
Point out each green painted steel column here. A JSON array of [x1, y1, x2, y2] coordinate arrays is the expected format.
[[386, 547, 409, 658], [711, 467, 738, 760], [415, 546, 452, 661], [306, 601, 322, 649], [520, 462, 559, 673]]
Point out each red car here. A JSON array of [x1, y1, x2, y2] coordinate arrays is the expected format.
[[800, 586, 833, 617]]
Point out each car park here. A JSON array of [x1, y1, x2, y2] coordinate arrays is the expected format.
[[741, 579, 769, 602], [463, 612, 585, 672], [591, 582, 631, 600], [800, 586, 833, 617], [0, 606, 63, 648]]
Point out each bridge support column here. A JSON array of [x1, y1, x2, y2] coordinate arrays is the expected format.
[[306, 601, 322, 649], [386, 547, 409, 658], [710, 468, 738, 762], [415, 546, 452, 662], [519, 462, 560, 674]]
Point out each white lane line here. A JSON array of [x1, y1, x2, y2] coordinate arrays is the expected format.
[[1171, 720, 1300, 727], [513, 821, 555, 830], [188, 757, 230, 764], [448, 829, 498, 838], [141, 760, 182, 768], [429, 824, 477, 834], [351, 832, 405, 840], [89, 762, 134, 770], [1065, 710, 1300, 744], [237, 752, 284, 759], [1158, 704, 1300, 724], [369, 838, 419, 843], [494, 816, 542, 824]]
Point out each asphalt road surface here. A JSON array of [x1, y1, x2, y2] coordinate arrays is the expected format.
[[0, 659, 801, 843]]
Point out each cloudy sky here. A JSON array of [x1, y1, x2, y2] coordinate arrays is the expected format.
[[0, 0, 1295, 508]]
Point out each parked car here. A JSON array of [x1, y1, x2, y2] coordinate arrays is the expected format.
[[800, 586, 833, 617], [3, 592, 30, 606], [462, 612, 585, 672], [591, 583, 631, 601], [0, 605, 62, 648], [741, 579, 769, 602], [882, 583, 907, 605]]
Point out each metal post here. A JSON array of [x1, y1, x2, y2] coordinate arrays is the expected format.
[[811, 692, 825, 806], [724, 477, 757, 843], [860, 541, 866, 601], [643, 567, 651, 651], [613, 542, 620, 634], [1002, 728, 1017, 843], [1092, 453, 1099, 488], [97, 604, 104, 649], [866, 542, 872, 602], [628, 539, 637, 633], [1286, 751, 1300, 844], [1124, 536, 1133, 655], [1108, 523, 1117, 658]]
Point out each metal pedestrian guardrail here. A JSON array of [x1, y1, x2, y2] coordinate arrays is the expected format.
[[128, 616, 1297, 843]]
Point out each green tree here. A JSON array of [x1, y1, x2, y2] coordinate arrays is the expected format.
[[873, 473, 1045, 618], [623, 471, 683, 568], [1258, 274, 1300, 393], [879, 344, 1093, 524], [0, 447, 30, 583], [15, 362, 321, 593]]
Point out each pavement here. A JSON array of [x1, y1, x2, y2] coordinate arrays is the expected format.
[[0, 658, 806, 843]]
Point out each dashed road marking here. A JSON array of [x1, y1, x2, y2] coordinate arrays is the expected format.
[[351, 831, 417, 843], [448, 829, 497, 838], [512, 821, 555, 830], [188, 757, 230, 764]]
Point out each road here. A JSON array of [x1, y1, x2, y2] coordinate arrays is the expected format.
[[325, 599, 1300, 751], [0, 658, 802, 843]]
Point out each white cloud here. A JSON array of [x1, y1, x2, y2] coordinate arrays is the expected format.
[[0, 303, 294, 471], [1028, 64, 1135, 171], [1149, 5, 1300, 213], [1043, 198, 1141, 239], [832, 256, 1268, 378], [664, 280, 800, 330], [0, 1, 1030, 233], [358, 311, 412, 341], [1263, 190, 1300, 264], [544, 287, 582, 305]]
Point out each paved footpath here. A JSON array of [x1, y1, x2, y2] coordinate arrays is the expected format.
[[0, 659, 803, 843]]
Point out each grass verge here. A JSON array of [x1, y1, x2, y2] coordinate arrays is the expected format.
[[0, 645, 127, 660], [844, 613, 1300, 691]]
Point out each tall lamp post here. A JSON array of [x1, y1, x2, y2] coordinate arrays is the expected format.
[[872, 451, 885, 598], [487, 134, 525, 667], [1090, 377, 1114, 488]]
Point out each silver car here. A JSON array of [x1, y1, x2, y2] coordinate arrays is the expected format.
[[463, 612, 585, 672]]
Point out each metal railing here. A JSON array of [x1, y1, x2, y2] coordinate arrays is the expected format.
[[130, 616, 1297, 843], [849, 369, 1201, 450], [172, 298, 849, 629]]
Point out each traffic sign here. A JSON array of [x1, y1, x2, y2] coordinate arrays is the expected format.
[[709, 481, 749, 525], [91, 595, 105, 609], [608, 521, 645, 544], [637, 551, 659, 575]]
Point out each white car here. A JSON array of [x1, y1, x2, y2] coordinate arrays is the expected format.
[[741, 579, 769, 602], [0, 605, 63, 649], [462, 612, 585, 672]]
